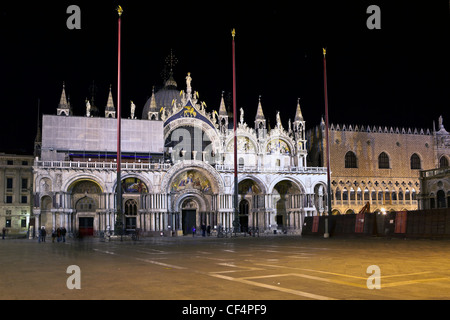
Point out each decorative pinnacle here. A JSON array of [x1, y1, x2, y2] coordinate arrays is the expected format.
[[232, 28, 236, 39], [117, 5, 123, 16]]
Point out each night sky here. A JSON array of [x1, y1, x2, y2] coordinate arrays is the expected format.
[[1, 1, 449, 154]]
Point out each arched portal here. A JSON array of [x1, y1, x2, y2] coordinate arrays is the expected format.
[[181, 198, 199, 235], [164, 162, 223, 235], [76, 196, 96, 236], [272, 180, 302, 232], [40, 195, 52, 231], [238, 178, 265, 232], [69, 179, 102, 237]]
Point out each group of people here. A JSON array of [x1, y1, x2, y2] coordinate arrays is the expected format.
[[192, 224, 211, 237], [38, 226, 67, 243]]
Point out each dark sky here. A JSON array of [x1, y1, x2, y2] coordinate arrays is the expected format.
[[0, 1, 449, 154]]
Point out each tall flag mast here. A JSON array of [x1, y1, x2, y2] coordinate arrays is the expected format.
[[323, 48, 332, 238], [116, 5, 124, 238], [232, 29, 240, 232]]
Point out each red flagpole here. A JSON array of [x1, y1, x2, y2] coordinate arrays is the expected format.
[[323, 48, 332, 237], [116, 6, 123, 237], [232, 29, 239, 231]]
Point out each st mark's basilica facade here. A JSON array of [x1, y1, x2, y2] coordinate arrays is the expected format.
[[32, 70, 328, 237]]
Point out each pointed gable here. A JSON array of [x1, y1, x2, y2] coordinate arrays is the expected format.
[[57, 82, 71, 116], [219, 92, 228, 116], [255, 96, 265, 120], [105, 85, 116, 118], [294, 99, 303, 122]]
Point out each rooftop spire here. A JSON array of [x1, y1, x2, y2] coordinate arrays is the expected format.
[[105, 85, 115, 110], [294, 98, 304, 122], [105, 85, 116, 118], [57, 82, 71, 116], [255, 95, 265, 120], [219, 91, 228, 116], [149, 86, 157, 111], [59, 82, 68, 108]]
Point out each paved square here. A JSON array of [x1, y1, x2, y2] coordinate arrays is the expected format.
[[2, 235, 450, 300]]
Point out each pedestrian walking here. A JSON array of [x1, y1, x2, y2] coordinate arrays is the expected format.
[[192, 226, 196, 237], [39, 226, 46, 243], [61, 227, 67, 242], [52, 228, 56, 243], [56, 227, 62, 242], [207, 225, 211, 237], [2, 227, 6, 240], [201, 223, 206, 237]]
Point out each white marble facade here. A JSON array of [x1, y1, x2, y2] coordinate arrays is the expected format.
[[33, 73, 327, 236]]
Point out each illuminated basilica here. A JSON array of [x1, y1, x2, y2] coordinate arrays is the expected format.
[[32, 68, 328, 237]]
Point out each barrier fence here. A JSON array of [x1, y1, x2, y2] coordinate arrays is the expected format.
[[302, 208, 450, 238]]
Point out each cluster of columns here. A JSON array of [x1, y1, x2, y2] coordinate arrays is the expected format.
[[33, 189, 318, 236]]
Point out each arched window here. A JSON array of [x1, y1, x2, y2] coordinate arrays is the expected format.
[[378, 191, 383, 202], [364, 188, 370, 201], [125, 199, 138, 216], [76, 197, 96, 212], [350, 188, 356, 201], [345, 151, 357, 168], [342, 188, 348, 201], [437, 190, 446, 208], [410, 153, 421, 170], [239, 199, 249, 215], [371, 190, 377, 202], [391, 191, 397, 201], [412, 189, 417, 201], [384, 189, 391, 204], [335, 188, 341, 200], [440, 156, 449, 168], [378, 152, 390, 169]]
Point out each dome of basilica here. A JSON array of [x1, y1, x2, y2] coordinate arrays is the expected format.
[[142, 75, 181, 119]]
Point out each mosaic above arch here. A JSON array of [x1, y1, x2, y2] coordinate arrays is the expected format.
[[227, 136, 256, 153], [267, 139, 290, 155], [121, 177, 148, 194], [171, 170, 213, 194], [69, 179, 102, 194]]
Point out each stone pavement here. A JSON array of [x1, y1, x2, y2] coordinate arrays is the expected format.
[[1, 235, 450, 300]]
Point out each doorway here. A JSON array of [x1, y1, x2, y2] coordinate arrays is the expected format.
[[239, 199, 249, 232], [182, 209, 196, 235], [276, 199, 286, 228], [126, 217, 137, 229], [79, 217, 94, 237]]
